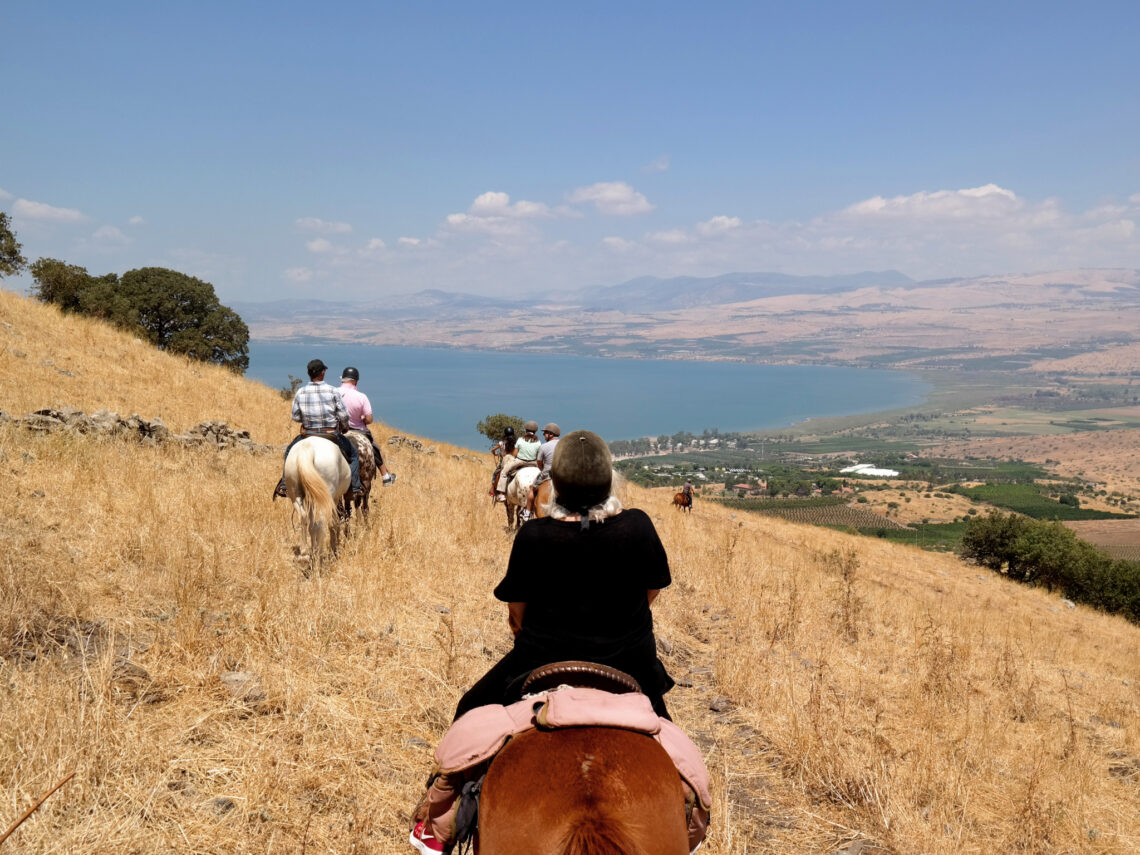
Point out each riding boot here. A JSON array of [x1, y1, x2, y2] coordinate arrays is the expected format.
[[273, 477, 287, 500]]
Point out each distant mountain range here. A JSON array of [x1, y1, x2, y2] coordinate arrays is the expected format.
[[232, 270, 915, 321], [235, 268, 1140, 374]]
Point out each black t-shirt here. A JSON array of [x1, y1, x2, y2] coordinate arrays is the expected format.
[[494, 509, 670, 660]]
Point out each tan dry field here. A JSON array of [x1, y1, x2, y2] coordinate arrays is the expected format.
[[2, 290, 1140, 854]]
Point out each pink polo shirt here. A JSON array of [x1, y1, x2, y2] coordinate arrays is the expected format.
[[338, 383, 373, 430]]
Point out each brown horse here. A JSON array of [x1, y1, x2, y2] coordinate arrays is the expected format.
[[342, 430, 377, 522], [672, 491, 692, 513], [477, 726, 689, 855]]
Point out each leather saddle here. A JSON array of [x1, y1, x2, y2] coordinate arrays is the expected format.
[[521, 660, 642, 696]]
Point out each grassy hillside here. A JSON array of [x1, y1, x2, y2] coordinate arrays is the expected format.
[[2, 289, 1139, 854]]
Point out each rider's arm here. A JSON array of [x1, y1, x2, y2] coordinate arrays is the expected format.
[[507, 602, 526, 636], [362, 413, 373, 426]]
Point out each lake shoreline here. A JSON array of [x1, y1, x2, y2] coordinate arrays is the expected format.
[[246, 340, 936, 450]]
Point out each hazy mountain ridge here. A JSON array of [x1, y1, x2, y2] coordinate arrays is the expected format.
[[238, 268, 1140, 373]]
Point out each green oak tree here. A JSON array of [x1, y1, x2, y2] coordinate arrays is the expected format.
[[0, 212, 27, 278], [477, 413, 525, 442]]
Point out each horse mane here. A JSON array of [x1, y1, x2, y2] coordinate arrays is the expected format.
[[558, 815, 647, 855]]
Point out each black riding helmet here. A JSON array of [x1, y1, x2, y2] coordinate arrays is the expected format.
[[342, 366, 360, 382], [503, 426, 516, 437]]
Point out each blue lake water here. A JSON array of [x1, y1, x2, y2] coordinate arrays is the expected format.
[[246, 342, 931, 451]]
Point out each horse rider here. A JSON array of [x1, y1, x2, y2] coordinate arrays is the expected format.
[[494, 420, 542, 502], [489, 425, 516, 498], [272, 358, 363, 500], [522, 422, 560, 522], [682, 479, 694, 505], [338, 366, 397, 486], [457, 429, 675, 719]]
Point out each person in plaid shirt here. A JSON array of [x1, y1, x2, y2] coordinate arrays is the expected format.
[[273, 358, 362, 499]]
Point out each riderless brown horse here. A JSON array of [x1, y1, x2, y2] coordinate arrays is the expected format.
[[672, 491, 692, 512], [477, 726, 690, 855]]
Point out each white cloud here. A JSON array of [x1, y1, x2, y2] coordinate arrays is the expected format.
[[398, 236, 422, 246], [11, 198, 86, 222], [696, 215, 742, 236], [128, 215, 145, 225], [306, 238, 335, 254], [365, 238, 386, 251], [842, 183, 1021, 220], [646, 229, 692, 245], [601, 236, 637, 251], [568, 182, 654, 216], [295, 217, 353, 234], [468, 191, 554, 219], [284, 267, 315, 282], [642, 155, 670, 174], [91, 225, 130, 246], [0, 187, 12, 200]]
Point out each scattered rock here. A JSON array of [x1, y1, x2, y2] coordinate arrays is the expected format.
[[656, 637, 674, 655], [219, 671, 267, 704], [30, 490, 45, 498], [1062, 599, 1076, 610], [833, 841, 870, 855], [433, 605, 451, 614], [709, 695, 733, 713], [388, 435, 424, 451], [210, 796, 236, 815], [406, 737, 430, 749], [12, 408, 269, 452]]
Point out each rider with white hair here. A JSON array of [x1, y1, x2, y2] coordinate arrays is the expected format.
[[454, 429, 676, 721], [338, 366, 397, 486]]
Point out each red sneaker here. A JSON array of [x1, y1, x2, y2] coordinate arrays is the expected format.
[[409, 820, 444, 854]]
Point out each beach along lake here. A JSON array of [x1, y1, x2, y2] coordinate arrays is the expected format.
[[246, 342, 931, 451]]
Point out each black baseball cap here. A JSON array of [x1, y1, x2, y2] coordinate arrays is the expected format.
[[307, 358, 329, 378]]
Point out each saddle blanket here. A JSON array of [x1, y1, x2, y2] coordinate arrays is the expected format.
[[435, 687, 710, 809]]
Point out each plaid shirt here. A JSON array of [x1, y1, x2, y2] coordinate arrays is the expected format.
[[291, 381, 348, 430]]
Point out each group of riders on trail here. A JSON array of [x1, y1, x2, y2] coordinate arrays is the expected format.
[[273, 359, 709, 854], [273, 358, 397, 501], [490, 420, 563, 522]]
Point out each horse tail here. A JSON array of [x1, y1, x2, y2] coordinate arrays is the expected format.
[[558, 815, 646, 855], [297, 446, 336, 533]]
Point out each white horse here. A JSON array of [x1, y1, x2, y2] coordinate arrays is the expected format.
[[284, 437, 351, 573], [505, 465, 539, 529]]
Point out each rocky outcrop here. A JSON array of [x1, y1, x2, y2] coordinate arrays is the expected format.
[[8, 407, 272, 453], [388, 434, 437, 454]]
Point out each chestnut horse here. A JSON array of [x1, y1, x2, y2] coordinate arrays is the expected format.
[[672, 491, 692, 513], [477, 726, 689, 855]]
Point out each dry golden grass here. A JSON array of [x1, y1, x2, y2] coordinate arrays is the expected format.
[[3, 291, 1140, 854]]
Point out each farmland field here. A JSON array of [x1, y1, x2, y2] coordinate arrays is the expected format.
[[713, 497, 909, 529], [951, 483, 1135, 520], [1062, 519, 1140, 561]]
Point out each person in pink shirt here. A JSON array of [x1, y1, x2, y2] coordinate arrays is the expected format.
[[339, 367, 397, 486]]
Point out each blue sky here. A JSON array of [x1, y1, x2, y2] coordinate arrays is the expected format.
[[3, 1, 1138, 302]]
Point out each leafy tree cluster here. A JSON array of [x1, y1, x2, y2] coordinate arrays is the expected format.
[[476, 413, 525, 442], [0, 212, 27, 278], [961, 512, 1140, 622], [29, 261, 249, 371]]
